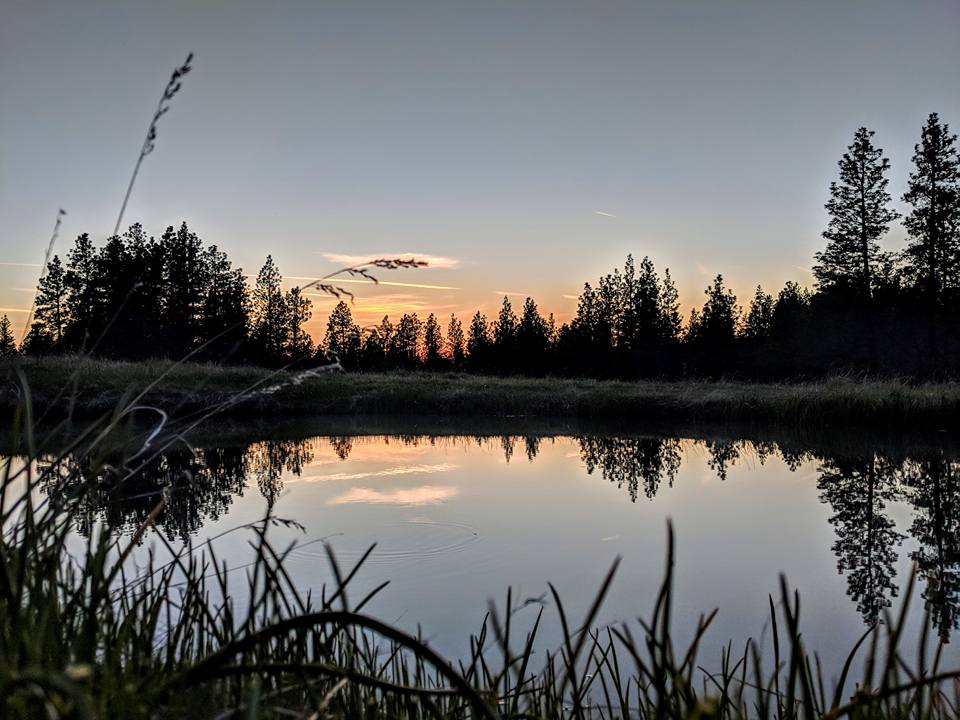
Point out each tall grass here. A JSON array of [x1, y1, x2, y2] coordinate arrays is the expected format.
[[2, 390, 960, 719]]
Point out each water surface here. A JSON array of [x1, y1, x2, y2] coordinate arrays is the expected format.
[[38, 422, 960, 675]]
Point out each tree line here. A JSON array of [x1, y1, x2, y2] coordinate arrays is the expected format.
[[4, 112, 959, 378], [6, 223, 312, 365]]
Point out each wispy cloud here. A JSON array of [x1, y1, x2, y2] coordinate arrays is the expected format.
[[561, 294, 580, 300], [319, 253, 460, 269], [0, 262, 42, 268], [791, 265, 813, 275], [593, 211, 616, 218], [0, 307, 30, 314], [327, 484, 459, 506], [493, 290, 529, 298]]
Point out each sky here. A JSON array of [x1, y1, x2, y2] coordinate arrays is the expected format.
[[2, 0, 959, 337]]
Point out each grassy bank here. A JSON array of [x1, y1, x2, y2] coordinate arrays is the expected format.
[[4, 355, 960, 429]]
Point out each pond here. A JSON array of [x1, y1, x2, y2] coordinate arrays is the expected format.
[[33, 418, 960, 676]]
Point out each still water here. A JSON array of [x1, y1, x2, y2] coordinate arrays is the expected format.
[[46, 422, 960, 674]]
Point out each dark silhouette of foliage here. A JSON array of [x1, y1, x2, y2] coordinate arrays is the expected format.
[[24, 255, 68, 353], [423, 313, 445, 369], [814, 127, 899, 299], [324, 301, 361, 367], [902, 113, 960, 307], [0, 316, 16, 357], [250, 255, 290, 365], [446, 314, 466, 369]]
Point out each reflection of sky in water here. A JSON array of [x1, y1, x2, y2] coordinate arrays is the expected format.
[[88, 435, 960, 676]]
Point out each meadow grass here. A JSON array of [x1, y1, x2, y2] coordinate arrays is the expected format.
[[4, 355, 960, 429], [2, 384, 960, 718]]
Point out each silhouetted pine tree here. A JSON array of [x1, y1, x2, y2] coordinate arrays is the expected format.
[[285, 286, 313, 361], [743, 285, 774, 340], [814, 127, 899, 298], [250, 255, 290, 365], [902, 113, 960, 306], [687, 275, 740, 346], [390, 313, 421, 369], [466, 312, 492, 372], [0, 315, 17, 356], [515, 297, 551, 375], [422, 313, 444, 369], [492, 297, 518, 373], [24, 255, 68, 354], [159, 222, 207, 357], [200, 245, 249, 361], [446, 314, 466, 369], [324, 301, 360, 367], [63, 233, 101, 351]]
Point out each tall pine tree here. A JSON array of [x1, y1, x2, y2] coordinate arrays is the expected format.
[[902, 113, 960, 306], [814, 127, 899, 298]]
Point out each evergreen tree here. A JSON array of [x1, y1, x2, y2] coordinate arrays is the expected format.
[[466, 312, 492, 371], [446, 314, 466, 368], [659, 269, 683, 343], [743, 285, 774, 340], [25, 255, 68, 353], [324, 301, 360, 366], [286, 286, 314, 360], [902, 113, 960, 305], [771, 281, 810, 337], [0, 315, 17, 356], [687, 275, 740, 345], [492, 296, 518, 371], [390, 313, 422, 369], [515, 297, 550, 374], [814, 127, 899, 298], [121, 224, 165, 357], [159, 222, 208, 356], [250, 255, 290, 364], [63, 233, 101, 351], [422, 313, 444, 369], [200, 245, 249, 361]]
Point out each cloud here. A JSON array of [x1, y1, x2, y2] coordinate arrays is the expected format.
[[493, 290, 529, 298], [593, 211, 616, 218], [791, 265, 814, 275], [327, 484, 459, 506], [318, 253, 460, 269], [0, 307, 30, 313], [0, 262, 42, 268], [561, 294, 580, 300]]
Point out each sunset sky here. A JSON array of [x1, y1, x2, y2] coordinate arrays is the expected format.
[[2, 1, 959, 338]]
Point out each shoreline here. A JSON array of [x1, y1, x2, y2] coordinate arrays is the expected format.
[[3, 355, 959, 430]]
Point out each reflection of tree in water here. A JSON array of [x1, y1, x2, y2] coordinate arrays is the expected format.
[[903, 452, 960, 642], [703, 440, 741, 482], [246, 439, 314, 508], [329, 436, 353, 461], [817, 455, 904, 624], [577, 436, 682, 501], [53, 445, 247, 543]]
